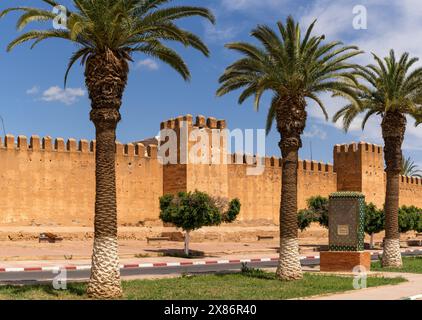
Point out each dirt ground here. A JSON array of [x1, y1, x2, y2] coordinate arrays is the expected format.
[[0, 223, 417, 262]]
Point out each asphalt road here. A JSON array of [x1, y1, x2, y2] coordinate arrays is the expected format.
[[0, 251, 420, 285]]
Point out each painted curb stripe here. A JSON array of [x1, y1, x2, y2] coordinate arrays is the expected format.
[[166, 262, 181, 267], [4, 268, 24, 272], [0, 250, 420, 273], [138, 263, 154, 268], [24, 267, 42, 272], [152, 263, 167, 267]]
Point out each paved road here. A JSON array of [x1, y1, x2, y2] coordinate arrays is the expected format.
[[0, 251, 420, 285], [0, 259, 316, 285]]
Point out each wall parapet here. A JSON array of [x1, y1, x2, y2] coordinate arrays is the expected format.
[[0, 135, 157, 159], [299, 160, 334, 173], [226, 153, 334, 172], [400, 175, 422, 186], [160, 114, 227, 130], [334, 142, 382, 154]]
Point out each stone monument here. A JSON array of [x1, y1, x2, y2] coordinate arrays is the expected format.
[[320, 192, 371, 272]]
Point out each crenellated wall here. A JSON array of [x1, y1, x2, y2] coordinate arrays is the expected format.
[[228, 157, 337, 224], [399, 176, 422, 208], [1, 115, 422, 227], [0, 134, 162, 226]]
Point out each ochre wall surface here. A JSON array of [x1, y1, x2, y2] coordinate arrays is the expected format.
[[1, 115, 422, 226], [0, 135, 162, 226]]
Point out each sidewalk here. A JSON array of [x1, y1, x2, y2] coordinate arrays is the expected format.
[[310, 272, 422, 300]]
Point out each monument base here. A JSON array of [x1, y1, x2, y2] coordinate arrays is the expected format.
[[320, 251, 371, 272]]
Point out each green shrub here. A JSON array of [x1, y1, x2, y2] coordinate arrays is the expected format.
[[297, 209, 317, 231], [398, 206, 421, 233], [298, 196, 422, 235], [364, 203, 385, 235], [307, 196, 329, 228], [159, 191, 241, 255]]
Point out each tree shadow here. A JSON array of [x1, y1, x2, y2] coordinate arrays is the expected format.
[[144, 248, 209, 258]]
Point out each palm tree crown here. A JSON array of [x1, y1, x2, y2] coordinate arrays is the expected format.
[[217, 16, 362, 281], [217, 15, 363, 134], [1, 0, 215, 298], [333, 49, 422, 268], [334, 50, 422, 130], [402, 156, 422, 178], [1, 0, 215, 84]]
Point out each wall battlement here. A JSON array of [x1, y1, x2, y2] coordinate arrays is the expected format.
[[1, 114, 422, 226], [160, 114, 227, 130], [228, 153, 333, 173], [299, 160, 334, 173], [0, 135, 158, 159], [334, 141, 383, 154], [400, 175, 422, 186]]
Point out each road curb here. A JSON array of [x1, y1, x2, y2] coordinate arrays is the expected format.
[[0, 249, 420, 273]]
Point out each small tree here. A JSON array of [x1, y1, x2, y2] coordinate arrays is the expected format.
[[159, 191, 241, 255], [416, 213, 422, 233], [398, 206, 419, 233], [364, 203, 385, 249], [297, 209, 316, 232], [308, 196, 329, 228]]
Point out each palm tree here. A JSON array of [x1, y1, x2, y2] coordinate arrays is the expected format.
[[217, 16, 362, 280], [402, 156, 422, 178], [1, 0, 214, 298], [334, 50, 422, 267]]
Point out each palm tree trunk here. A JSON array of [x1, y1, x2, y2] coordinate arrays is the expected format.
[[275, 96, 306, 281], [85, 50, 128, 298], [381, 112, 406, 268], [87, 113, 122, 298]]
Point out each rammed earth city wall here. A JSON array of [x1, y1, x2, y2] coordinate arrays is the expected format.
[[0, 115, 421, 226], [0, 135, 162, 225]]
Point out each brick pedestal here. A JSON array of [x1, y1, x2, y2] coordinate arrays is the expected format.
[[320, 251, 371, 272]]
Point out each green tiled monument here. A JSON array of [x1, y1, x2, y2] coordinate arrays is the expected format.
[[320, 192, 371, 272]]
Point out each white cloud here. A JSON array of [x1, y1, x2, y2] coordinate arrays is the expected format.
[[204, 23, 240, 42], [303, 125, 327, 140], [26, 86, 40, 95], [136, 58, 159, 71], [41, 86, 85, 105], [301, 0, 422, 152]]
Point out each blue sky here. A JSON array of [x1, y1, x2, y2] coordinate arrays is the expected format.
[[0, 0, 422, 165]]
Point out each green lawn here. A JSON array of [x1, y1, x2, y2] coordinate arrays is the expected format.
[[0, 272, 405, 300], [372, 256, 422, 274]]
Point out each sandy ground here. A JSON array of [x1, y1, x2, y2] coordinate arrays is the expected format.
[[0, 223, 418, 263]]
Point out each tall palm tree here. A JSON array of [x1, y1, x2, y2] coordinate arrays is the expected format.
[[402, 156, 422, 178], [217, 16, 362, 280], [334, 50, 422, 267], [1, 0, 214, 298]]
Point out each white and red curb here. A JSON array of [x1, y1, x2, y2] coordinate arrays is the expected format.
[[0, 249, 420, 273], [0, 257, 280, 273]]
